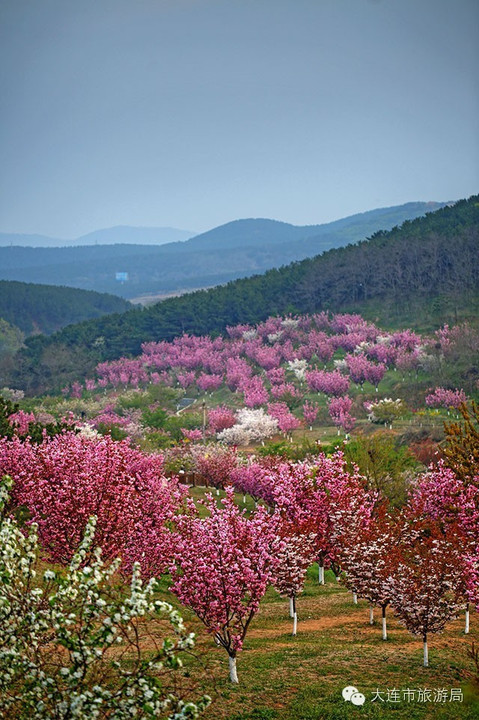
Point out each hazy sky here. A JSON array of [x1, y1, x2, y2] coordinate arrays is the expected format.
[[1, 0, 478, 238]]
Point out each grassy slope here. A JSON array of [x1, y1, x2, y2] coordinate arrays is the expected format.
[[160, 565, 478, 720]]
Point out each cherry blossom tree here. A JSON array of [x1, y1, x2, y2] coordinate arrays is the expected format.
[[271, 454, 376, 586], [0, 433, 182, 577], [267, 402, 300, 436], [196, 373, 223, 393], [229, 456, 279, 505], [241, 376, 269, 408], [188, 444, 239, 489], [408, 462, 479, 634], [170, 488, 281, 683], [389, 520, 465, 667], [345, 354, 386, 390], [328, 396, 355, 435], [207, 406, 236, 433], [341, 507, 400, 639], [305, 370, 350, 397], [302, 401, 319, 430], [218, 408, 278, 446], [272, 529, 318, 635], [425, 387, 468, 411]]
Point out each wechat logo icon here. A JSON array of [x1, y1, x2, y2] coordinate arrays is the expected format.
[[342, 686, 366, 706]]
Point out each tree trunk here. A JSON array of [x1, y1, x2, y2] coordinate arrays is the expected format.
[[382, 606, 387, 640], [423, 636, 429, 667], [289, 596, 294, 618], [369, 605, 374, 625], [352, 591, 358, 604], [229, 654, 239, 683], [465, 604, 470, 634], [292, 595, 297, 636], [318, 565, 325, 584]]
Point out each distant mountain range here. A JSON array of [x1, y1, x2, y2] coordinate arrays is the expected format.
[[0, 202, 450, 299], [0, 226, 196, 247], [8, 195, 477, 395]]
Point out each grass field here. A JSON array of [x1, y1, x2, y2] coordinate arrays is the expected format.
[[159, 564, 479, 720]]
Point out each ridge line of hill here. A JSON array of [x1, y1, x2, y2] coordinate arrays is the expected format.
[[6, 194, 478, 395]]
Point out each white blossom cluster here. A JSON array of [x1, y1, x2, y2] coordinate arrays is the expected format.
[[365, 398, 406, 424], [333, 359, 348, 373], [267, 332, 283, 343], [287, 359, 308, 382], [353, 341, 371, 354], [0, 475, 210, 720], [0, 387, 25, 401], [218, 408, 278, 445], [280, 318, 299, 329], [77, 423, 102, 439]]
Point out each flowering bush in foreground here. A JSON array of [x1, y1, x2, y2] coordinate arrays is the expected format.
[[0, 475, 210, 720]]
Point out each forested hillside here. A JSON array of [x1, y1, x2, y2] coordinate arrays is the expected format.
[[9, 196, 479, 394], [0, 202, 447, 298], [0, 280, 131, 335]]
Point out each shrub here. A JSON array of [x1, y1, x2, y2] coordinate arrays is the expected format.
[[0, 475, 210, 719]]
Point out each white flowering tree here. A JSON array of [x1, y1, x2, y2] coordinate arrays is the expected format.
[[365, 398, 406, 426], [218, 408, 278, 446], [0, 475, 210, 720]]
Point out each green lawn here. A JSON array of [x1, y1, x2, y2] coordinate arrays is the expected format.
[[163, 566, 479, 720]]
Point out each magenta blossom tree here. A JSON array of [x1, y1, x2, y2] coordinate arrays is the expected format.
[[302, 400, 319, 430], [0, 433, 182, 577], [170, 488, 281, 683], [425, 387, 467, 411], [328, 396, 355, 434]]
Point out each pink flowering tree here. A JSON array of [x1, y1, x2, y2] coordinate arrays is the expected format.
[[305, 370, 350, 397], [229, 456, 280, 505], [425, 387, 467, 411], [181, 428, 203, 442], [408, 462, 479, 633], [207, 406, 236, 434], [345, 354, 386, 390], [196, 373, 223, 394], [267, 402, 301, 436], [389, 519, 466, 667], [176, 371, 196, 389], [340, 507, 400, 638], [7, 411, 36, 436], [170, 488, 281, 683], [0, 433, 182, 577], [225, 357, 252, 391], [188, 444, 239, 489], [241, 376, 270, 408], [271, 454, 375, 585], [272, 529, 318, 635], [328, 396, 355, 435], [302, 401, 319, 430]]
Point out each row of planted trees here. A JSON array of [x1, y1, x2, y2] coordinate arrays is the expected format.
[[1, 409, 478, 687]]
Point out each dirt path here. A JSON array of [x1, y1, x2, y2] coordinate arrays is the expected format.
[[248, 609, 369, 638]]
